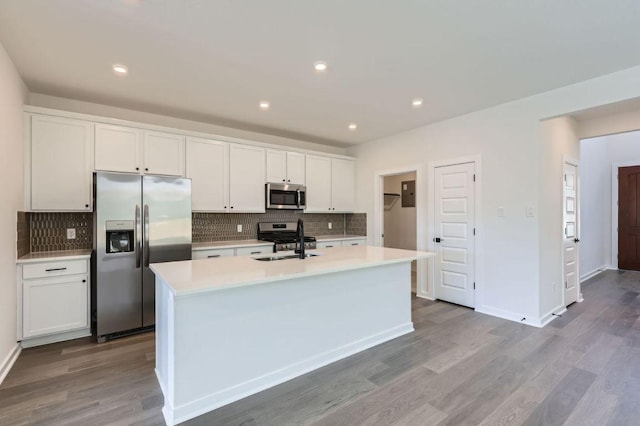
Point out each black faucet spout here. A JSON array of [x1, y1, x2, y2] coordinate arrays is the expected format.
[[296, 219, 305, 259]]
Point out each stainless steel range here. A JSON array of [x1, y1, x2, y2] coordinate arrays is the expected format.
[[258, 222, 317, 252]]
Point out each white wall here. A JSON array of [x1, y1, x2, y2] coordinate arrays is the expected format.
[[538, 116, 579, 318], [0, 41, 27, 380], [29, 93, 347, 156], [579, 131, 640, 277], [383, 173, 416, 251], [578, 107, 640, 140], [349, 65, 640, 326], [579, 136, 610, 277]]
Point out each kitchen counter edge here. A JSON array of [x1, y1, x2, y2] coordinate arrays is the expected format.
[[17, 249, 93, 263]]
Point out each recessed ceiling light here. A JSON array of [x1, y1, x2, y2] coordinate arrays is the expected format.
[[112, 64, 128, 75], [314, 61, 328, 72], [348, 123, 357, 131], [259, 101, 270, 110], [412, 98, 423, 108]]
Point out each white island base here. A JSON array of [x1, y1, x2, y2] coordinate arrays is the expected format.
[[152, 246, 432, 425]]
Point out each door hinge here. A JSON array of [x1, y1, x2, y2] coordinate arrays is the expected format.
[[473, 174, 476, 182], [473, 228, 476, 236], [473, 282, 476, 290]]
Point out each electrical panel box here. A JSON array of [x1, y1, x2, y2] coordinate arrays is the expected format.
[[401, 180, 415, 207]]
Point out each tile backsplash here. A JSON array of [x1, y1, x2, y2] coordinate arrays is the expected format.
[[17, 211, 30, 258], [193, 211, 366, 242], [28, 212, 93, 252], [18, 210, 366, 254]]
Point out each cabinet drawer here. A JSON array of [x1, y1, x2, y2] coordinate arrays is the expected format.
[[236, 246, 273, 256], [317, 241, 342, 249], [192, 248, 235, 260], [23, 259, 88, 280]]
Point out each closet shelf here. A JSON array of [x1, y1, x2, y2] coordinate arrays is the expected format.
[[384, 193, 400, 210]]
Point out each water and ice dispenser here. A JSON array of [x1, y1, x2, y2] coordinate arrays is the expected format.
[[105, 220, 134, 254]]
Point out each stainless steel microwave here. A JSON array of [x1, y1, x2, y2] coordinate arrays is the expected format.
[[266, 182, 306, 210]]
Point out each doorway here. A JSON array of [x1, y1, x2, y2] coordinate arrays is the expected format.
[[373, 166, 428, 298], [383, 172, 417, 292], [617, 165, 640, 270]]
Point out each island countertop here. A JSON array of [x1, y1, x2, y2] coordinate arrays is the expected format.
[[150, 245, 434, 297]]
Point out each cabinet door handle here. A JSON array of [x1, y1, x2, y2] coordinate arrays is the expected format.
[[45, 267, 67, 272], [82, 279, 87, 283], [207, 255, 221, 258]]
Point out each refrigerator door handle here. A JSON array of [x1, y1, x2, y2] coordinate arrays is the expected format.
[[144, 204, 150, 267], [135, 204, 142, 268]]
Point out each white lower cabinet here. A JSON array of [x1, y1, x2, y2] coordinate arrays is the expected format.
[[192, 247, 236, 260], [235, 246, 272, 256], [192, 244, 272, 259], [18, 258, 90, 345], [317, 238, 366, 249]]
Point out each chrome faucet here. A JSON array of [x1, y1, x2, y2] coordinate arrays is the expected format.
[[295, 218, 305, 259]]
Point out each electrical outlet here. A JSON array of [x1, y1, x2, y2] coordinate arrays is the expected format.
[[526, 206, 535, 217], [328, 222, 332, 230], [237, 224, 242, 233], [66, 228, 76, 240]]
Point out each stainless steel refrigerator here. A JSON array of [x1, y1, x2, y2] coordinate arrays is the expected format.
[[93, 172, 191, 341]]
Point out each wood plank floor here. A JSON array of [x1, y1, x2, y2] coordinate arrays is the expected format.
[[1, 269, 639, 425]]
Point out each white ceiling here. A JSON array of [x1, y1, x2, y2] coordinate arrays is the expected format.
[[1, 1, 640, 147]]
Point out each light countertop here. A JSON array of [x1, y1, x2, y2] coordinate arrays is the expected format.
[[151, 245, 434, 297], [192, 240, 272, 251], [17, 249, 92, 263]]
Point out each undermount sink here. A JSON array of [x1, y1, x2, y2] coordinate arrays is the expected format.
[[253, 253, 322, 262]]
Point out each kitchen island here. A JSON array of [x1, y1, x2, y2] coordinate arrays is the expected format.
[[150, 245, 434, 425]]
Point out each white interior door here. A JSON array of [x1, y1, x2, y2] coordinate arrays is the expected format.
[[563, 162, 579, 306], [433, 162, 476, 307]]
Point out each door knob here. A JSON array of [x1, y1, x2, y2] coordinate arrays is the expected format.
[[433, 237, 442, 243], [574, 238, 580, 243]]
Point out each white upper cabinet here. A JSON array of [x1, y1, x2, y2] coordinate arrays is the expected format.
[[186, 137, 229, 212], [143, 131, 185, 176], [94, 125, 185, 176], [229, 144, 266, 212], [266, 149, 286, 183], [286, 152, 306, 184], [331, 158, 355, 212], [30, 115, 93, 211], [95, 123, 142, 173], [266, 150, 305, 184], [305, 155, 332, 212], [305, 155, 355, 213]]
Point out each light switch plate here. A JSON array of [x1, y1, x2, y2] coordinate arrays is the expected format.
[[66, 228, 76, 240], [497, 207, 505, 217], [237, 224, 242, 233], [526, 206, 535, 217]]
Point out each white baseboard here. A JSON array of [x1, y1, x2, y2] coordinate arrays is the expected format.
[[580, 266, 607, 282], [539, 305, 567, 327], [164, 323, 414, 426], [0, 343, 21, 385], [416, 292, 435, 301], [475, 305, 545, 328], [20, 328, 90, 349]]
